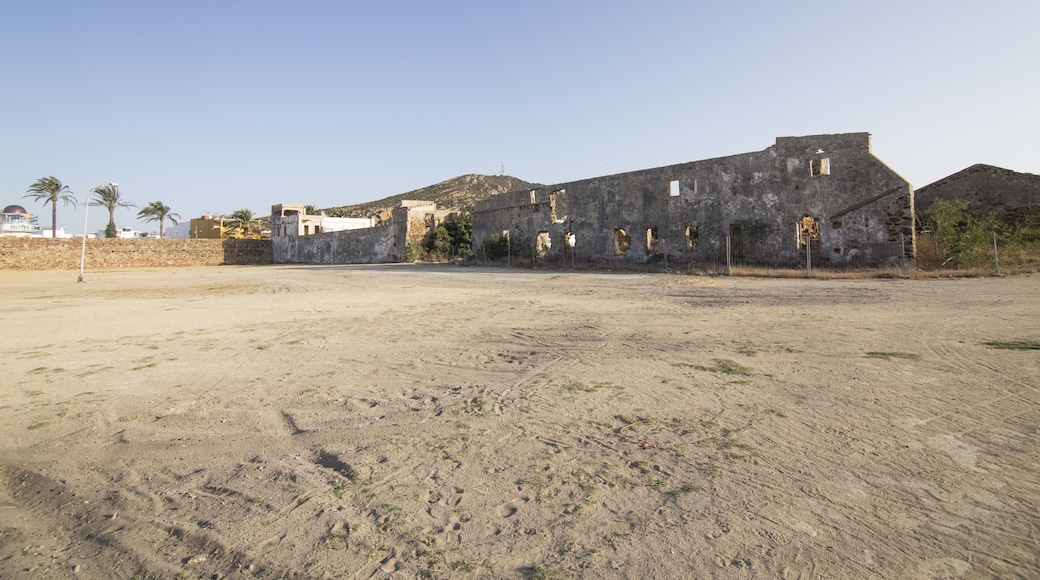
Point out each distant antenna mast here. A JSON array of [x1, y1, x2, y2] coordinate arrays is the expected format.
[[500, 159, 505, 176]]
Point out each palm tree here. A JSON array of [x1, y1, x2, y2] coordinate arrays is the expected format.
[[90, 184, 136, 238], [24, 176, 77, 238], [137, 201, 180, 238], [229, 208, 259, 239]]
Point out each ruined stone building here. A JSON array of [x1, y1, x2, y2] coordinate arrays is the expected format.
[[271, 202, 456, 264], [273, 133, 914, 267], [472, 133, 914, 266], [914, 164, 1040, 218]]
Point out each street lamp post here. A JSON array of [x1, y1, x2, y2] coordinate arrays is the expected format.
[[78, 182, 117, 283]]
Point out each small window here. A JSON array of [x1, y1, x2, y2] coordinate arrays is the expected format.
[[669, 180, 680, 197], [796, 215, 820, 248], [550, 189, 568, 224], [811, 158, 830, 177], [565, 231, 576, 248]]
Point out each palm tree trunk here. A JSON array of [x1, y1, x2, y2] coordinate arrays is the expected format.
[[52, 201, 58, 238]]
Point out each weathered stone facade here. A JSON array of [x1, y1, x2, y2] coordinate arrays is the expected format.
[[914, 164, 1040, 216], [472, 133, 914, 266], [0, 238, 271, 270]]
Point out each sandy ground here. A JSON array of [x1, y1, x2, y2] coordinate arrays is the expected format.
[[0, 265, 1037, 579]]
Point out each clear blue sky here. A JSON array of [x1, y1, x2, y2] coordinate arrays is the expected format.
[[4, 0, 1038, 235]]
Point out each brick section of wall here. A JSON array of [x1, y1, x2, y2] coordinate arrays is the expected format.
[[0, 238, 272, 270]]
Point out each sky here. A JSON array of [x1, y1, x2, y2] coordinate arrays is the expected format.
[[3, 0, 1039, 235]]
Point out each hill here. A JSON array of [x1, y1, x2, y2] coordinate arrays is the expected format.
[[324, 174, 540, 222]]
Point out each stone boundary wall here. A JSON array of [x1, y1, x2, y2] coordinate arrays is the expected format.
[[291, 225, 399, 264], [0, 238, 272, 270]]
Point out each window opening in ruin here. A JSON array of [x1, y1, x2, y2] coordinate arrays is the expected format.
[[811, 158, 831, 177], [565, 231, 576, 248], [550, 189, 568, 224], [646, 227, 659, 254], [614, 228, 630, 255], [536, 231, 551, 258], [669, 180, 680, 197], [685, 225, 699, 250], [796, 215, 820, 248]]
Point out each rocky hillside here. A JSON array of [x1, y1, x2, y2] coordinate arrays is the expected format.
[[324, 174, 539, 222]]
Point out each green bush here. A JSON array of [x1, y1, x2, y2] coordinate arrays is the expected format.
[[404, 241, 427, 262], [481, 233, 511, 260], [921, 199, 1001, 266]]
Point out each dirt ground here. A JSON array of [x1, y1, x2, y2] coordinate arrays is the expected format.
[[0, 265, 1037, 579]]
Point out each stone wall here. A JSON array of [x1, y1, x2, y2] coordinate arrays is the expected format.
[[914, 164, 1040, 215], [292, 224, 399, 264], [0, 238, 272, 270], [472, 133, 914, 266]]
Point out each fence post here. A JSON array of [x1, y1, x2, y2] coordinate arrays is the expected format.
[[725, 235, 732, 276], [806, 238, 812, 278], [900, 233, 907, 278], [993, 231, 1002, 276], [507, 232, 511, 268]]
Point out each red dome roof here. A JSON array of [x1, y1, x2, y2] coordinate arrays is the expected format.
[[3, 205, 28, 214]]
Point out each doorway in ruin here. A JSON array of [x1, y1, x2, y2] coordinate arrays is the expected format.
[[646, 227, 659, 254], [685, 225, 699, 251], [797, 215, 820, 248], [536, 231, 551, 258], [729, 223, 745, 262], [614, 228, 630, 255]]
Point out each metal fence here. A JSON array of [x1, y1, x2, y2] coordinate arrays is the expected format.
[[474, 236, 915, 278]]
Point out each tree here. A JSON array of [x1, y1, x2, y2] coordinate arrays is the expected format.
[[137, 201, 181, 238], [229, 208, 259, 239], [90, 184, 136, 238], [24, 176, 76, 238], [426, 213, 473, 258], [427, 224, 452, 254], [303, 205, 317, 215], [444, 212, 473, 256]]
